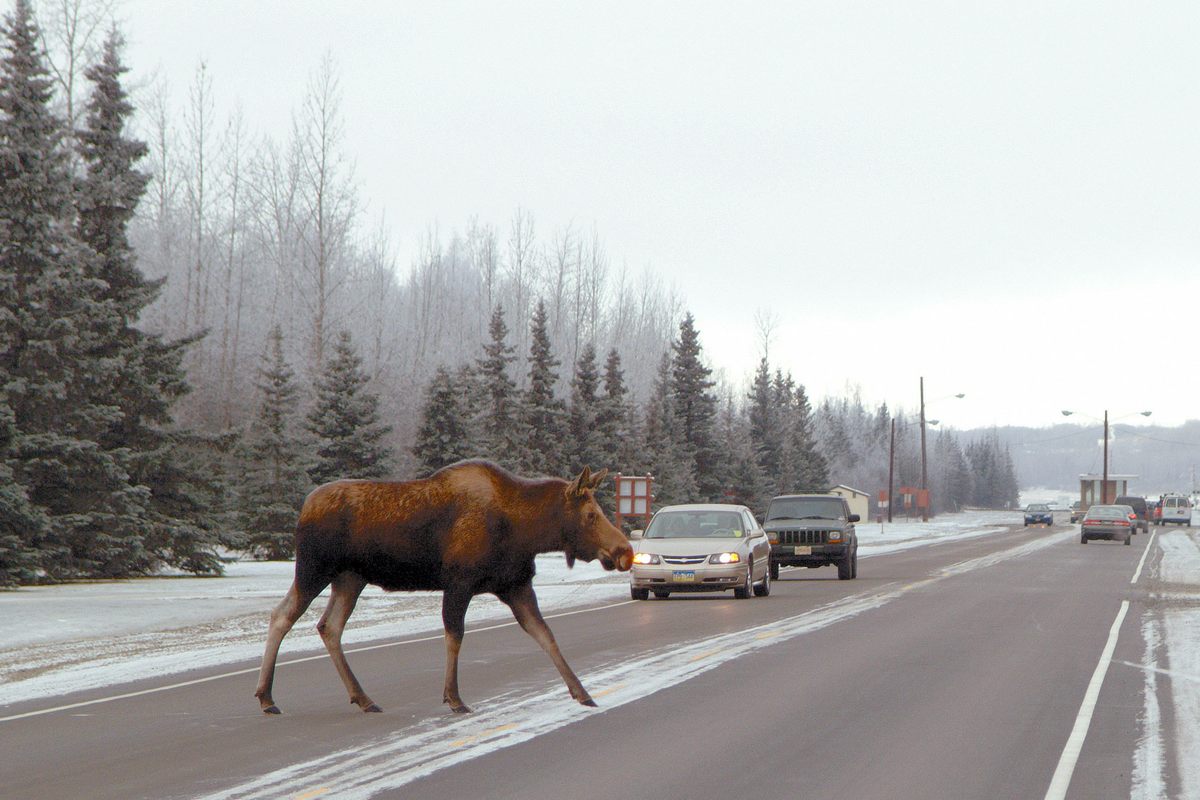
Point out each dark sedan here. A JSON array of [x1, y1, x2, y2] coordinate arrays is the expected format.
[[1024, 503, 1053, 527], [1080, 505, 1133, 545]]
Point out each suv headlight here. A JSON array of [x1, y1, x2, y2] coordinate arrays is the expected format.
[[828, 530, 843, 542], [709, 552, 741, 564], [767, 531, 779, 544], [632, 552, 661, 565]]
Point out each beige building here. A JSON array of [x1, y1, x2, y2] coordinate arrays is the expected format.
[[829, 484, 870, 521]]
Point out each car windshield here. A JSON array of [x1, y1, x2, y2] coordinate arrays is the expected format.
[[1086, 506, 1127, 519], [644, 510, 747, 539], [765, 498, 845, 521], [1027, 504, 1049, 511]]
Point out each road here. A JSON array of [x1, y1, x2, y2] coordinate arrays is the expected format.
[[0, 519, 1184, 800]]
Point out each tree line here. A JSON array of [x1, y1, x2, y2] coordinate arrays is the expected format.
[[0, 3, 1018, 585]]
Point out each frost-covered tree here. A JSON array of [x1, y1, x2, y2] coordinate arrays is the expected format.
[[413, 365, 472, 475], [645, 351, 697, 505], [306, 329, 392, 485], [567, 341, 603, 475], [670, 313, 720, 500], [520, 299, 566, 476], [238, 325, 309, 558], [474, 304, 522, 467]]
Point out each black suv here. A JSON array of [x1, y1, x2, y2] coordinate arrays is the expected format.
[[1114, 495, 1150, 535], [762, 494, 859, 581]]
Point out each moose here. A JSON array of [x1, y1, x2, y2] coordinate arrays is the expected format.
[[254, 461, 634, 715]]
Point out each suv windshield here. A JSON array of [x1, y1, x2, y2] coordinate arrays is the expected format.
[[765, 497, 845, 521], [644, 510, 747, 539]]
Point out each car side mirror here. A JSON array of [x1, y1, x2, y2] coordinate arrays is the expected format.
[[629, 530, 643, 540], [848, 514, 860, 523]]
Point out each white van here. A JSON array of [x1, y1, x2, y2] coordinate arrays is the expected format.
[[1160, 494, 1191, 526]]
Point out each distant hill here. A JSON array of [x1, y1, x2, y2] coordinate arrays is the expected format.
[[959, 421, 1200, 495]]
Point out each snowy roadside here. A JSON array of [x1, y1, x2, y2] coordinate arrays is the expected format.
[[0, 510, 1022, 708], [1132, 528, 1200, 799]]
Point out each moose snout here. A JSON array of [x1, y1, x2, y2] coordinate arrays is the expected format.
[[600, 543, 634, 572]]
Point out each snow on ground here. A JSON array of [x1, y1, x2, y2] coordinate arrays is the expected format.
[[0, 510, 1024, 708]]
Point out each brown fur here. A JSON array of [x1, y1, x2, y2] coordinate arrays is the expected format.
[[254, 460, 633, 715]]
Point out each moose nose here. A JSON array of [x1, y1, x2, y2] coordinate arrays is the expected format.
[[612, 543, 633, 572]]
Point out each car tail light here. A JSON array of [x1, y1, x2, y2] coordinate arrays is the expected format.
[[1115, 520, 1130, 526]]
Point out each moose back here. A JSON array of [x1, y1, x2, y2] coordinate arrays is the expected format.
[[254, 461, 633, 715]]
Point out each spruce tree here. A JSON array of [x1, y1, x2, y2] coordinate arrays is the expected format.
[[0, 399, 44, 585], [0, 2, 153, 579], [670, 313, 721, 500], [790, 382, 829, 492], [520, 299, 565, 476], [645, 351, 697, 504], [567, 341, 603, 475], [748, 357, 781, 482], [306, 330, 392, 485], [239, 325, 309, 558], [720, 392, 766, 508], [594, 347, 638, 514], [475, 305, 522, 466], [413, 365, 472, 474]]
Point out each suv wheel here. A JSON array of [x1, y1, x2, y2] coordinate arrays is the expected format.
[[851, 549, 858, 579], [837, 552, 853, 580]]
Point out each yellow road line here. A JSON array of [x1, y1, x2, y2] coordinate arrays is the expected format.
[[293, 788, 329, 800], [689, 647, 724, 663], [590, 683, 628, 699]]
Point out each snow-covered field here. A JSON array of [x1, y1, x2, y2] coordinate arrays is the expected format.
[[0, 510, 1022, 708]]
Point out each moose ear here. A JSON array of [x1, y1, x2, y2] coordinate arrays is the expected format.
[[588, 468, 608, 489], [568, 467, 591, 497]]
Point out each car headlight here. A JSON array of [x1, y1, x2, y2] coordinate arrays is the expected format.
[[632, 552, 660, 565], [828, 530, 843, 542], [708, 552, 741, 564]]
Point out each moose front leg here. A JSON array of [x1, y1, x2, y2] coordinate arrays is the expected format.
[[441, 588, 473, 713], [498, 582, 596, 707]]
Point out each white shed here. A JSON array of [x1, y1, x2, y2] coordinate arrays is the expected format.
[[829, 484, 870, 522]]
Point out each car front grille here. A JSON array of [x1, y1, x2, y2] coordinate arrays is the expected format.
[[662, 555, 708, 565], [775, 529, 828, 545]]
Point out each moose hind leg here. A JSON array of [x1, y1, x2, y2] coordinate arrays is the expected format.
[[255, 580, 322, 714], [441, 588, 473, 713], [316, 572, 379, 712], [499, 582, 596, 707]]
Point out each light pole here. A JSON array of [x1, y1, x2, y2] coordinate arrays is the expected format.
[[919, 379, 965, 522], [1061, 409, 1152, 503], [888, 415, 940, 523]]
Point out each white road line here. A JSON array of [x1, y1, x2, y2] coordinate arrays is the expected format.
[[1043, 600, 1130, 800], [1131, 530, 1157, 584], [0, 600, 634, 724]]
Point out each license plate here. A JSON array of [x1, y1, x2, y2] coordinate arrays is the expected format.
[[672, 570, 696, 582], [792, 546, 811, 555]]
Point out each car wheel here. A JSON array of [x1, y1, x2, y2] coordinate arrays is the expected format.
[[734, 562, 753, 599], [653, 590, 670, 599], [1125, 533, 1132, 545], [631, 587, 649, 601], [753, 563, 771, 597], [837, 552, 853, 580], [1080, 534, 1087, 544], [769, 560, 780, 581]]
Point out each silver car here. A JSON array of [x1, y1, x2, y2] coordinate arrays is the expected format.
[[630, 504, 772, 600]]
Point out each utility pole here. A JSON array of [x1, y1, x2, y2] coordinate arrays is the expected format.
[[919, 376, 929, 522], [887, 418, 896, 524], [1102, 409, 1109, 504]]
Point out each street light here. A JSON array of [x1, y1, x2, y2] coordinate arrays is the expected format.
[[1061, 409, 1152, 503], [919, 378, 966, 522], [888, 417, 940, 523]]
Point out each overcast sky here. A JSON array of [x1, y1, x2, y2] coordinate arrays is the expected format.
[[118, 0, 1199, 430]]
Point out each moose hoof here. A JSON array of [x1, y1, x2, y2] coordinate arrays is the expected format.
[[363, 703, 383, 713], [262, 705, 281, 715], [580, 698, 598, 708]]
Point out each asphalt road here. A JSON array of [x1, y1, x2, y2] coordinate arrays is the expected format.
[[0, 519, 1179, 800]]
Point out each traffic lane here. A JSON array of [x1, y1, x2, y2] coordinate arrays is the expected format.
[[0, 524, 1062, 799], [395, 530, 1146, 800]]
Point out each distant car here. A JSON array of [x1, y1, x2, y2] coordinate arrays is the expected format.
[[1160, 494, 1192, 526], [1024, 503, 1053, 527], [1147, 499, 1161, 523], [1069, 501, 1085, 524], [761, 494, 860, 581], [1113, 495, 1149, 534], [629, 504, 772, 600], [1080, 505, 1133, 545]]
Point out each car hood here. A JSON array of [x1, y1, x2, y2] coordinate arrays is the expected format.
[[636, 538, 750, 556]]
